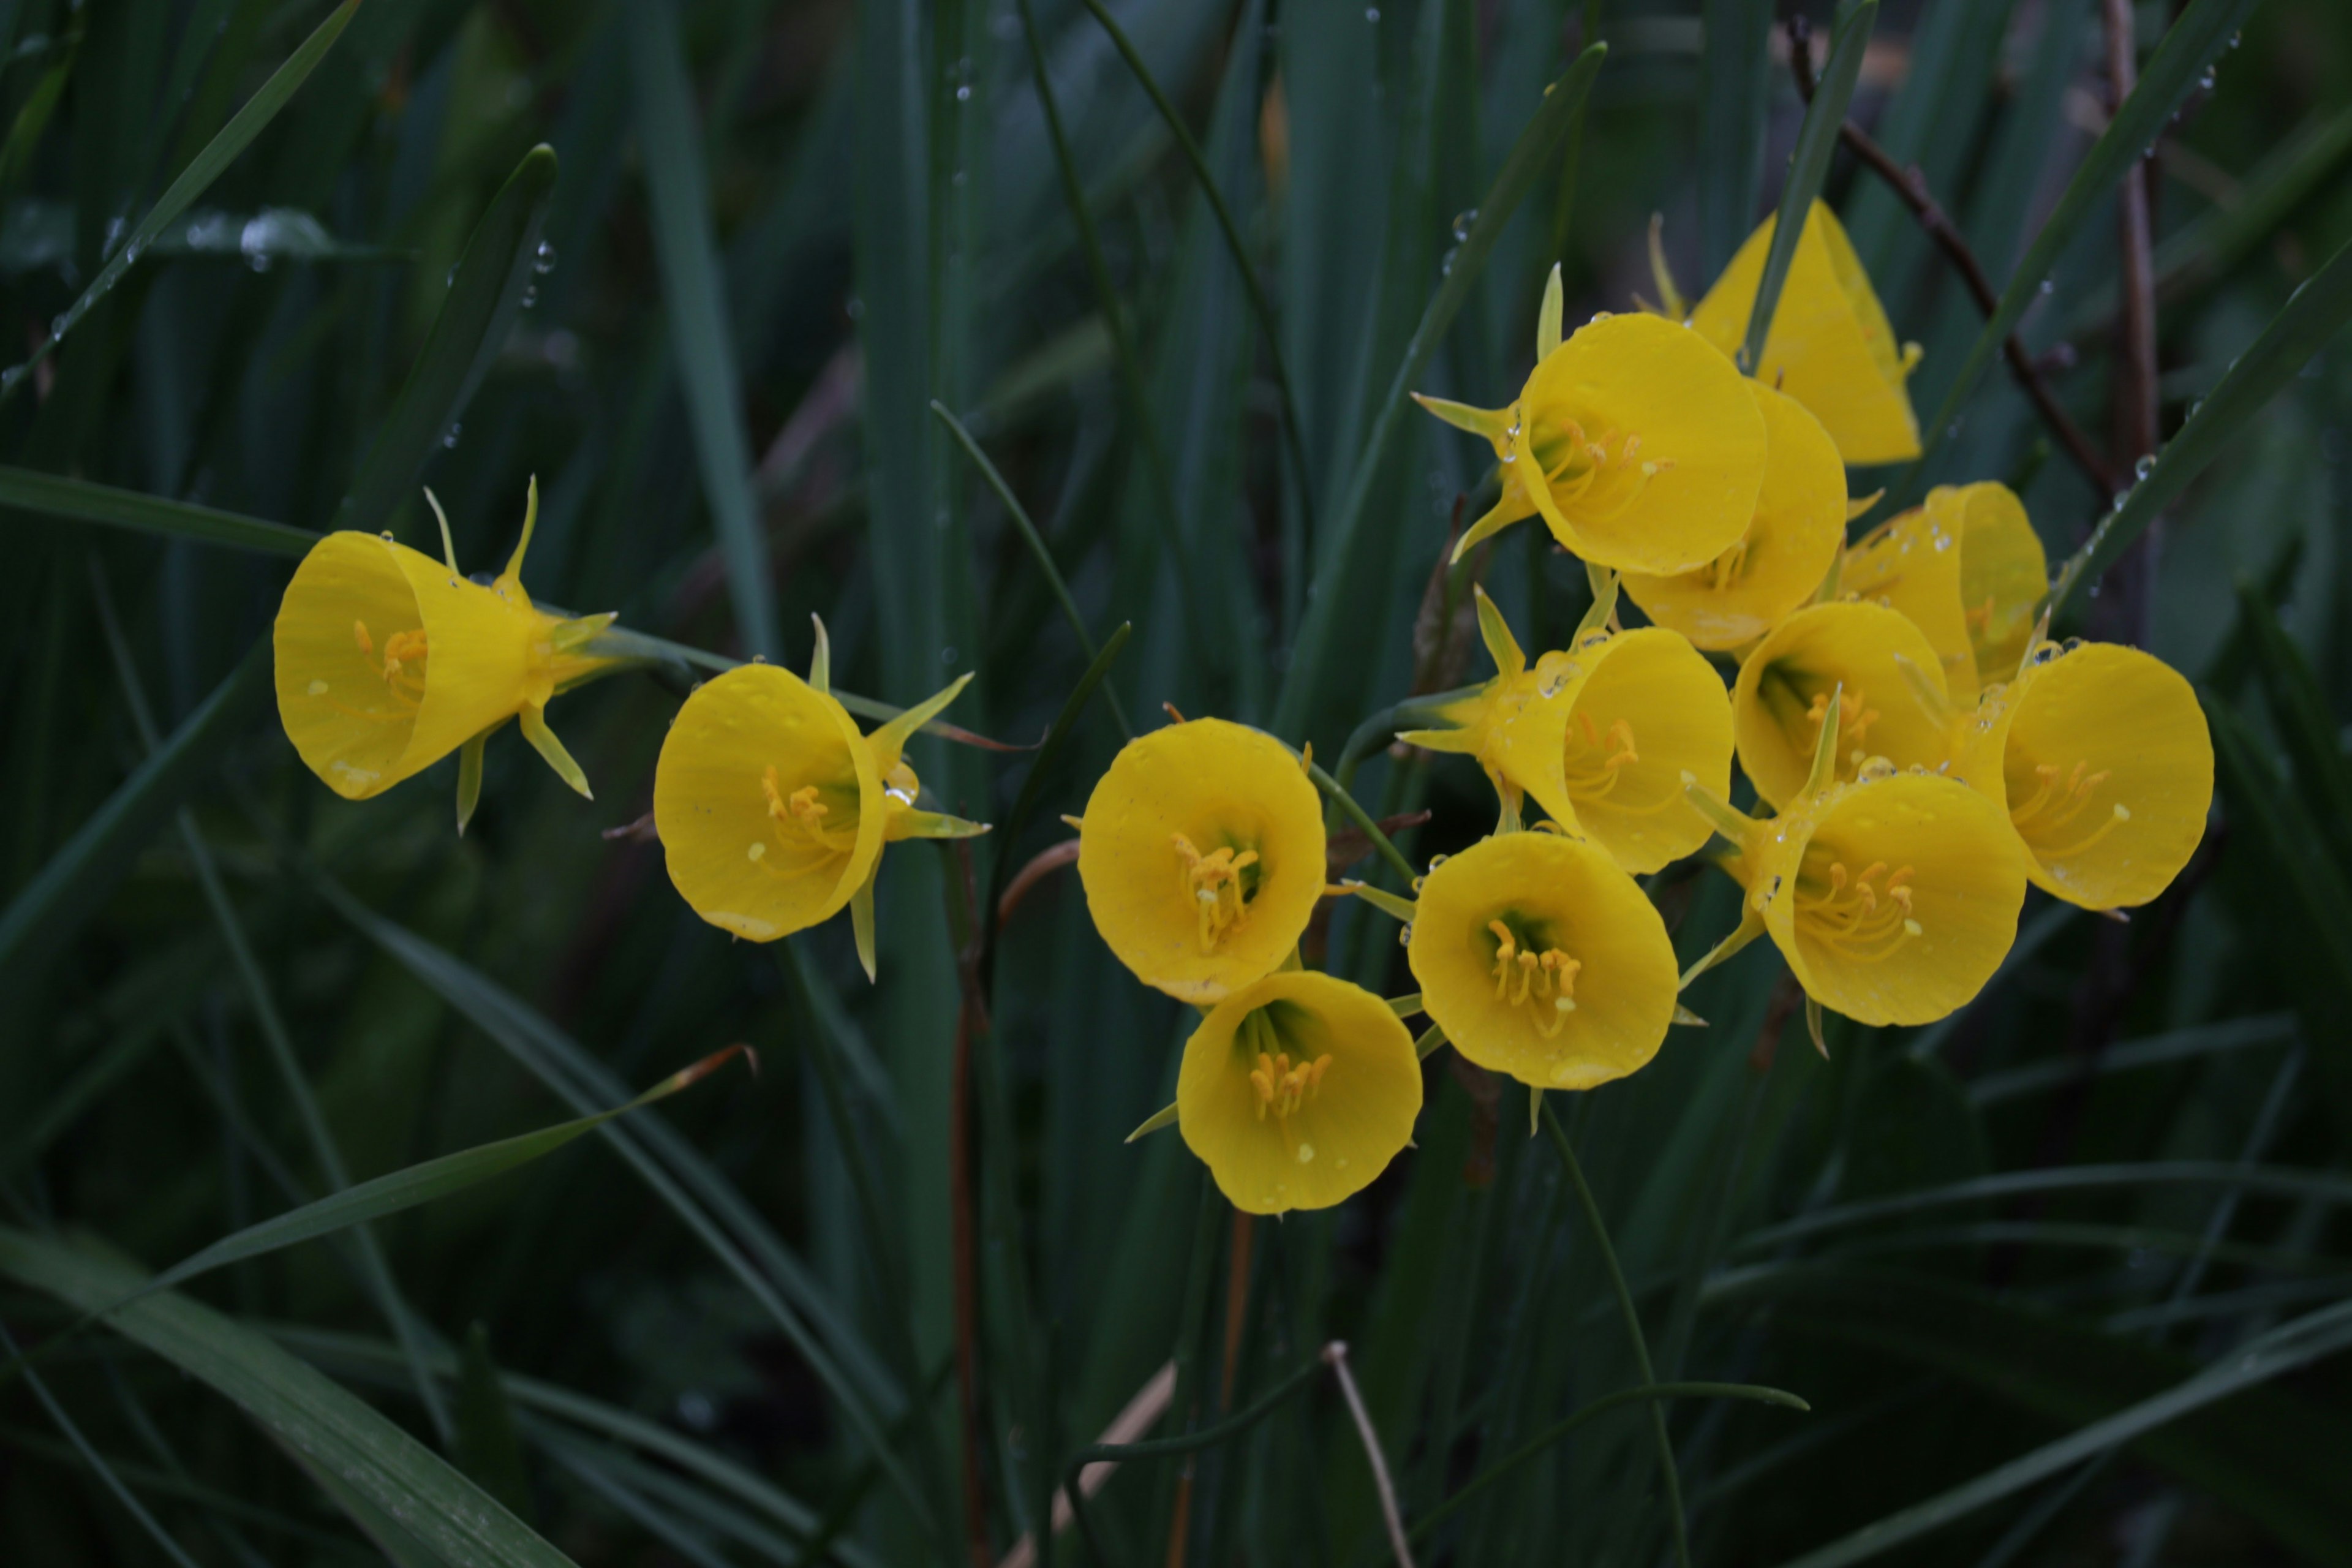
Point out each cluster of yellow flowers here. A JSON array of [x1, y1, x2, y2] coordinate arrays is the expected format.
[[268, 203, 2212, 1221]]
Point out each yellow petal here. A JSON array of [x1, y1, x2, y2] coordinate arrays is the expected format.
[[1077, 718, 1326, 1003], [1732, 600, 1954, 810], [1509, 312, 1766, 575], [1843, 489, 1980, 706], [1687, 201, 1922, 466], [652, 664, 884, 942], [1176, 970, 1422, 1215], [273, 531, 546, 799], [1622, 380, 1848, 650], [1751, 772, 2026, 1027], [1408, 832, 1678, 1090], [1950, 482, 2049, 687], [1951, 641, 2211, 910]]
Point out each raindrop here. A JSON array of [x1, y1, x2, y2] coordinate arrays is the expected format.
[[2062, 636, 2085, 653], [955, 83, 971, 102], [1450, 208, 1478, 243], [1427, 853, 1449, 869], [520, 285, 538, 309], [248, 252, 272, 274], [1397, 921, 1414, 947], [845, 295, 865, 320], [1365, 5, 1379, 19], [446, 265, 458, 287], [48, 314, 67, 338], [2133, 453, 2155, 480], [752, 654, 768, 663], [941, 644, 958, 664], [443, 421, 462, 449], [379, 530, 395, 541], [535, 241, 557, 274], [2198, 67, 2216, 91], [2228, 29, 2242, 49], [1439, 247, 1457, 277], [2088, 582, 2103, 598], [2037, 279, 2054, 296]]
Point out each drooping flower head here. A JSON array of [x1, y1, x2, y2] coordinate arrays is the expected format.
[[1842, 483, 2051, 707], [274, 481, 616, 818], [1415, 309, 1766, 576], [1177, 970, 1422, 1215], [1621, 380, 1848, 651], [1408, 831, 1679, 1090], [1950, 640, 2211, 910], [1077, 718, 1325, 1003], [1403, 589, 1730, 873], [1686, 200, 1923, 466], [1731, 600, 1953, 810], [653, 634, 983, 971]]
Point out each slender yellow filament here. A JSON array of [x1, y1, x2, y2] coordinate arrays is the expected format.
[[1488, 919, 1581, 1038], [1796, 859, 1922, 962], [1538, 416, 1672, 526], [2011, 760, 2129, 861], [1174, 833, 1259, 954], [755, 766, 852, 872], [1249, 1049, 1332, 1121]]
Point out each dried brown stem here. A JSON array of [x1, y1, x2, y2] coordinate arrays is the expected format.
[[1324, 1341, 1417, 1567], [951, 848, 992, 1568], [1786, 15, 2120, 499], [2101, 0, 2162, 644]]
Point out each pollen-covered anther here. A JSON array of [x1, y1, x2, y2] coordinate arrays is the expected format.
[[1249, 1049, 1332, 1121], [761, 766, 850, 858], [2011, 760, 2129, 859], [1545, 417, 1669, 525], [1798, 859, 1923, 959], [1488, 919, 1581, 1038], [1174, 832, 1259, 954], [1806, 687, 1880, 757]]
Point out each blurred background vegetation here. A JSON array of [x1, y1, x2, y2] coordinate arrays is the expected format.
[[2, 0, 2351, 1563]]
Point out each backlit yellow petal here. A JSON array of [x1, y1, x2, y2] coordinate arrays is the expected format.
[[1077, 718, 1325, 1003], [1843, 492, 1980, 706], [1950, 482, 2049, 686], [1408, 832, 1678, 1090], [1509, 312, 1766, 575], [1621, 380, 1847, 650], [1747, 772, 2026, 1026], [1177, 970, 1422, 1215], [652, 664, 884, 942], [1732, 600, 1953, 810], [1688, 201, 1922, 466]]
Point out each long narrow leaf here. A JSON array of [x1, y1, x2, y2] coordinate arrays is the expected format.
[[0, 467, 315, 555], [1741, 2, 1874, 372]]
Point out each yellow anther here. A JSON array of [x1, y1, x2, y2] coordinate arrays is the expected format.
[[1806, 687, 1880, 753], [1488, 922, 1583, 1036], [1175, 832, 1259, 953], [353, 620, 374, 655], [1796, 858, 1921, 962], [1248, 1048, 1333, 1121]]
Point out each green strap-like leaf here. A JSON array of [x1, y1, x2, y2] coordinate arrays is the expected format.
[[1741, 1, 1874, 372], [333, 145, 559, 538], [0, 1226, 583, 1568], [0, 466, 316, 555]]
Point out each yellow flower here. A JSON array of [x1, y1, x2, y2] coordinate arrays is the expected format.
[[1732, 600, 1953, 810], [1842, 483, 2050, 706], [1176, 970, 1422, 1215], [1403, 589, 1730, 873], [1949, 640, 2211, 910], [1408, 831, 1679, 1090], [1414, 310, 1765, 575], [1077, 718, 1326, 1003], [1686, 200, 1923, 466], [652, 633, 983, 973], [274, 481, 616, 821], [1621, 380, 1849, 651]]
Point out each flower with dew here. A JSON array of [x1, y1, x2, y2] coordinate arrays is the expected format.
[[652, 623, 984, 975], [1684, 200, 1924, 466], [1621, 379, 1848, 652], [1414, 274, 1765, 576], [274, 480, 620, 827], [1177, 970, 1422, 1215], [1685, 695, 2027, 1031], [1842, 482, 2049, 707], [1732, 599, 1953, 810], [1076, 717, 1326, 1004], [1408, 831, 1680, 1091], [1947, 639, 2211, 911], [1402, 586, 1730, 873]]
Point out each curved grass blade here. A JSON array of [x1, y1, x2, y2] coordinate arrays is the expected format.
[[630, 0, 777, 661], [0, 638, 269, 988], [1898, 0, 2261, 512], [0, 1226, 583, 1568], [1966, 1013, 2297, 1106], [0, 467, 316, 555], [0, 0, 363, 402], [1740, 1, 1874, 372], [1275, 44, 1605, 738], [0, 1321, 203, 1568], [2051, 233, 2352, 613], [333, 145, 558, 537]]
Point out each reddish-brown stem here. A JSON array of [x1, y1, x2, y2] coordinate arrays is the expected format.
[[1219, 1213, 1254, 1411], [2101, 0, 2162, 646], [1786, 14, 2120, 499], [951, 848, 992, 1568]]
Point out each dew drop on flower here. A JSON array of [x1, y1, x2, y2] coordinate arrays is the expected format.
[[1296, 1143, 1315, 1164], [1398, 921, 1414, 947]]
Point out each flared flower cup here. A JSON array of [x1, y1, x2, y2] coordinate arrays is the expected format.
[[1732, 600, 1953, 810]]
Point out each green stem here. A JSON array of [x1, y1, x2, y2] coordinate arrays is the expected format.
[[1307, 760, 1418, 889], [1541, 1101, 1693, 1568]]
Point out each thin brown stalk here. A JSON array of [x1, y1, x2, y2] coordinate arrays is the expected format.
[[1787, 14, 2120, 499], [995, 1363, 1178, 1568], [951, 850, 993, 1568], [1323, 1342, 1417, 1568], [2101, 0, 2163, 645], [1220, 1213, 1254, 1411]]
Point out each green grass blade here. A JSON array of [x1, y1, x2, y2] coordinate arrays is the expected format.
[[982, 622, 1133, 946], [0, 0, 361, 401], [0, 1226, 583, 1568], [0, 467, 315, 555], [332, 145, 559, 538], [2051, 234, 2352, 613], [1966, 1014, 2298, 1106], [1902, 0, 2261, 507], [1740, 1, 1873, 373], [2234, 576, 2352, 860], [1276, 43, 1604, 739], [1697, 0, 1775, 279], [629, 0, 777, 661], [456, 1325, 535, 1528], [0, 638, 268, 988], [0, 1321, 203, 1568]]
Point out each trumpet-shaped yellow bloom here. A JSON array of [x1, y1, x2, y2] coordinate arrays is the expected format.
[[1408, 832, 1679, 1090], [1077, 718, 1325, 1003], [1843, 483, 2051, 706], [1843, 499, 1981, 707], [652, 654, 984, 965], [1403, 590, 1729, 873], [1736, 770, 2027, 1026], [274, 483, 615, 810], [1732, 600, 1952, 810], [1415, 312, 1765, 575], [1950, 641, 2211, 910], [1177, 970, 1422, 1215], [1687, 201, 1923, 466], [1622, 380, 1848, 650]]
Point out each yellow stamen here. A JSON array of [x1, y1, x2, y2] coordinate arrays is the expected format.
[[1248, 1048, 1333, 1121], [1795, 858, 1921, 962], [1175, 832, 1260, 954], [1488, 919, 1581, 1037]]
